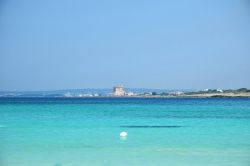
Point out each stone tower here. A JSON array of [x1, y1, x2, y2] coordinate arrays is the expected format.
[[113, 84, 125, 96]]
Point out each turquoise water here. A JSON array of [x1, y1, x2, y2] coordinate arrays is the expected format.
[[0, 98, 250, 166]]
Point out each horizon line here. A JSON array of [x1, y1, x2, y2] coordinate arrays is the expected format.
[[0, 87, 249, 93]]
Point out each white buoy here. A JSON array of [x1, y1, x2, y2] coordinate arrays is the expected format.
[[120, 131, 128, 137]]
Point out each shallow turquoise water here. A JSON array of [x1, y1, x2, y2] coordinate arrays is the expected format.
[[0, 98, 250, 166]]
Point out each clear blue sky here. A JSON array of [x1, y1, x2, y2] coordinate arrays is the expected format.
[[0, 0, 250, 91]]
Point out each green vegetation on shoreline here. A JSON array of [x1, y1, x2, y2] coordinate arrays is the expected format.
[[147, 88, 250, 98]]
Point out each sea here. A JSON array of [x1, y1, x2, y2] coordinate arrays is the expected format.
[[0, 97, 250, 166]]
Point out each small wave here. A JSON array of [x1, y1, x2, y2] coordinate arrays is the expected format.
[[120, 125, 185, 128], [0, 125, 6, 128], [54, 163, 62, 166]]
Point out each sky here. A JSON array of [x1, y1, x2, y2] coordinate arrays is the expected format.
[[0, 0, 250, 91]]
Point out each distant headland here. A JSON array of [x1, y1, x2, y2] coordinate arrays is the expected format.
[[112, 85, 250, 98], [0, 85, 250, 98]]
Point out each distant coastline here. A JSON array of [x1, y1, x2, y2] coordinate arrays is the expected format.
[[0, 88, 250, 98], [137, 88, 250, 98]]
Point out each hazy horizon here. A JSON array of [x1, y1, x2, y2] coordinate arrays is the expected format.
[[1, 0, 250, 91], [0, 87, 248, 93]]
